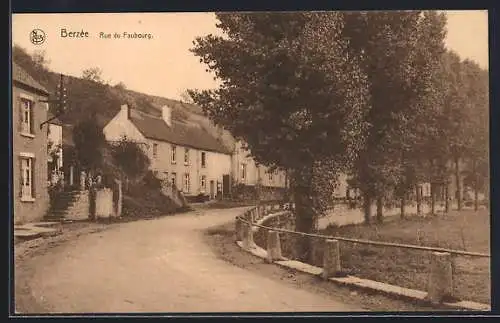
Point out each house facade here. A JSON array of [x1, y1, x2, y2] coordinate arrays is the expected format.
[[231, 140, 287, 188], [12, 63, 50, 224], [103, 104, 233, 199]]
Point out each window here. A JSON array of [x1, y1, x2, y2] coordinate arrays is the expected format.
[[241, 163, 247, 181], [268, 170, 273, 181], [171, 172, 177, 187], [184, 173, 190, 193], [20, 98, 34, 135], [20, 156, 34, 200], [201, 175, 206, 191], [184, 148, 190, 165], [153, 143, 158, 159], [201, 152, 206, 168], [171, 145, 176, 164]]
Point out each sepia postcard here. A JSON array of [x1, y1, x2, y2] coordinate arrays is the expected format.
[[11, 10, 490, 315]]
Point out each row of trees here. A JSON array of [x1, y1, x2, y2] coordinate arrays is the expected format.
[[187, 11, 489, 262]]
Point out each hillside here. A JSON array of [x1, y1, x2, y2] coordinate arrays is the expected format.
[[12, 44, 236, 151]]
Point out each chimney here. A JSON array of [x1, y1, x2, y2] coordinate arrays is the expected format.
[[162, 105, 172, 127], [121, 104, 131, 120]]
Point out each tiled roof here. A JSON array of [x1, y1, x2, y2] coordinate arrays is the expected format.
[[12, 62, 49, 95], [129, 109, 232, 155]]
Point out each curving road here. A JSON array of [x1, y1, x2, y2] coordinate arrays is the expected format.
[[25, 207, 363, 313]]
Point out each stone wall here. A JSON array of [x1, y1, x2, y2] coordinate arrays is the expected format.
[[231, 184, 285, 202], [65, 191, 90, 221]]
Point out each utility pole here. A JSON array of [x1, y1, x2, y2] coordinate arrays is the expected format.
[[40, 73, 67, 129]]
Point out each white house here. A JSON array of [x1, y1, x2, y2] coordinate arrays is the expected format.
[[231, 140, 287, 188], [103, 104, 233, 199]]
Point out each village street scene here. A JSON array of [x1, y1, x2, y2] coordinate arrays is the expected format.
[[12, 11, 489, 314]]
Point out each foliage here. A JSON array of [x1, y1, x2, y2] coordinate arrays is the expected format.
[[341, 11, 448, 221], [114, 82, 127, 90], [189, 12, 371, 261], [81, 67, 104, 84], [179, 89, 194, 104], [142, 170, 162, 190], [72, 115, 106, 172], [110, 136, 151, 182]]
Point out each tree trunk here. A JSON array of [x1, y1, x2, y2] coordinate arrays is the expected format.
[[473, 159, 479, 211], [455, 156, 462, 211], [430, 182, 436, 216], [376, 196, 383, 223], [400, 194, 406, 219], [416, 184, 422, 215], [444, 182, 450, 213], [363, 191, 372, 224], [291, 167, 316, 263]]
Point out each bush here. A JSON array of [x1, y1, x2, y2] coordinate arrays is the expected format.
[[143, 171, 162, 190], [111, 136, 150, 182], [122, 185, 180, 218]]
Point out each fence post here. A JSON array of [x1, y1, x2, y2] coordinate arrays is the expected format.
[[241, 222, 255, 249], [247, 209, 255, 223], [235, 216, 243, 241], [322, 239, 341, 279], [266, 230, 282, 263], [115, 179, 122, 218], [427, 252, 454, 304]]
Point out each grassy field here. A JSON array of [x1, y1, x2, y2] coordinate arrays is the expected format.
[[254, 209, 491, 304]]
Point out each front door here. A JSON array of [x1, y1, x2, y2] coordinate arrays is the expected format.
[[222, 174, 230, 199], [209, 180, 215, 199]]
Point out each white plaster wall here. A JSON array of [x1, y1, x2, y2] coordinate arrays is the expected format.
[[103, 108, 146, 143]]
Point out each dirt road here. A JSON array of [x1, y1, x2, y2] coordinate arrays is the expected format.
[[17, 207, 364, 313]]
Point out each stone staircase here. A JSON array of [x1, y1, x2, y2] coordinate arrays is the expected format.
[[45, 190, 90, 222]]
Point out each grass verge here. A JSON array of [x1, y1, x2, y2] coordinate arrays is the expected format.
[[254, 209, 490, 305]]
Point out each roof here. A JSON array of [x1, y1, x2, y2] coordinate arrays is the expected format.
[[129, 109, 232, 155], [12, 62, 49, 95], [47, 111, 63, 126]]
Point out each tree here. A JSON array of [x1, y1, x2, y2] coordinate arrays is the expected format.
[[82, 67, 104, 84], [188, 12, 370, 262], [114, 82, 127, 90], [342, 11, 447, 222], [110, 135, 151, 183], [179, 89, 194, 104], [72, 114, 106, 175], [459, 60, 489, 210], [32, 49, 51, 71]]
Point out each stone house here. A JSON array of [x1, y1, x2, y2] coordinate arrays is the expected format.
[[12, 62, 50, 224], [103, 104, 233, 199]]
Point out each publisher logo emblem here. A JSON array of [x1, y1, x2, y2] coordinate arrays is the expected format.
[[30, 29, 46, 45]]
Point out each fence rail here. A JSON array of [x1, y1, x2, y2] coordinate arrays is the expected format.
[[235, 202, 490, 307], [236, 214, 490, 258]]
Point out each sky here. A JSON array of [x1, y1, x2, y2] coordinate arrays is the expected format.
[[11, 11, 488, 101]]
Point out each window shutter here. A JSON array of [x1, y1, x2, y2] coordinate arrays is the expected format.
[[31, 157, 36, 197], [18, 157, 23, 198], [30, 101, 35, 134], [18, 98, 24, 132]]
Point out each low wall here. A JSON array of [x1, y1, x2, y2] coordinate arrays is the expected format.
[[231, 184, 286, 202], [95, 188, 114, 218], [234, 205, 490, 311]]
